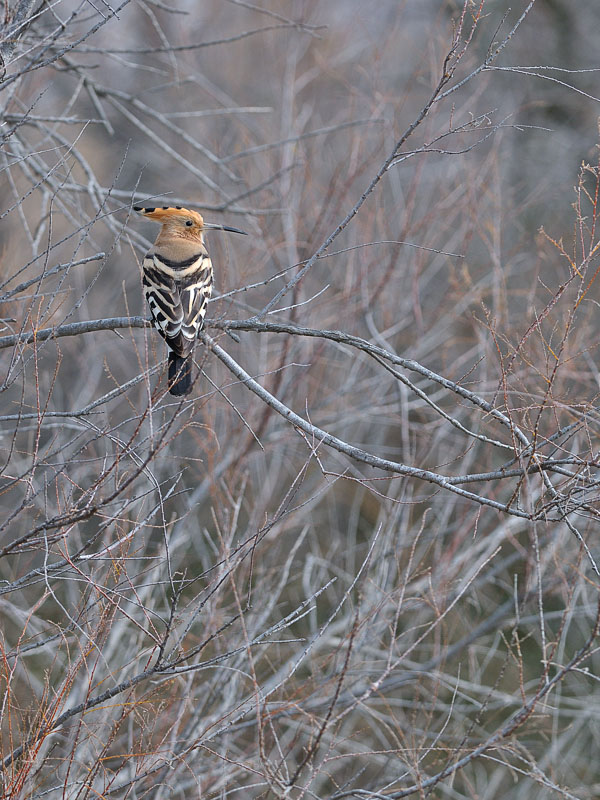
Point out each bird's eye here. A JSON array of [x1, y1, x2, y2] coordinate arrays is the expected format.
[[185, 220, 193, 227]]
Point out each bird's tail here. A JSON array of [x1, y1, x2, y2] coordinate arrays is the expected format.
[[168, 352, 193, 396]]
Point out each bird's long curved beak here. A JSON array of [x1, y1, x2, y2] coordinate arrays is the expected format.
[[204, 222, 248, 235]]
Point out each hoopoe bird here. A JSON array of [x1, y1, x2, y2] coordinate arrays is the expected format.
[[134, 205, 247, 396]]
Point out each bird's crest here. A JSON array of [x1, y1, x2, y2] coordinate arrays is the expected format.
[[134, 205, 205, 227]]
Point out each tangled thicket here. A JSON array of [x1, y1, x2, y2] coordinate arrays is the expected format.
[[2, 1, 600, 798]]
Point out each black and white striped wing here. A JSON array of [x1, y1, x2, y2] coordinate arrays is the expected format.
[[142, 259, 186, 354], [180, 264, 213, 343], [142, 253, 213, 357]]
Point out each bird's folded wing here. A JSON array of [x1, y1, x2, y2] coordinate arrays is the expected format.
[[142, 252, 212, 356]]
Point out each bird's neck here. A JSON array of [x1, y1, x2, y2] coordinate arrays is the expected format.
[[155, 229, 205, 255]]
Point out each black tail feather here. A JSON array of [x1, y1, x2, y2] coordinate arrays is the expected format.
[[168, 352, 193, 396]]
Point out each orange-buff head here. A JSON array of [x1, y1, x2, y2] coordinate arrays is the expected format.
[[133, 205, 247, 241]]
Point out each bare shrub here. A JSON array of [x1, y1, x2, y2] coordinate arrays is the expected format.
[[2, 1, 600, 798]]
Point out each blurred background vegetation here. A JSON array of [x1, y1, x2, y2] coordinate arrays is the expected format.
[[2, 1, 600, 797]]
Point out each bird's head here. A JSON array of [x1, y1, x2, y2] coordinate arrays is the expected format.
[[134, 205, 247, 241]]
